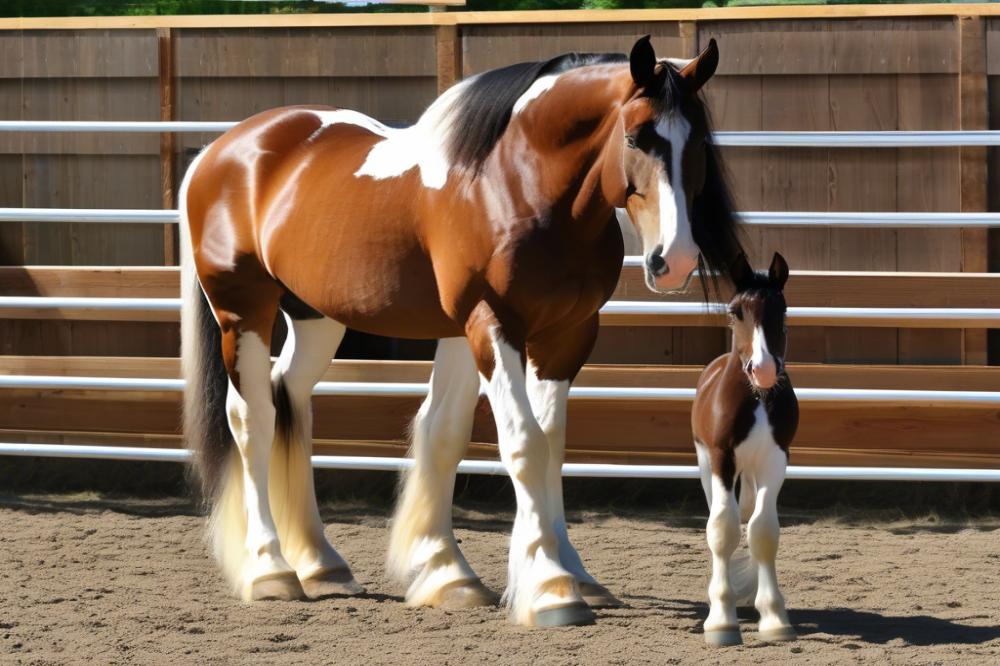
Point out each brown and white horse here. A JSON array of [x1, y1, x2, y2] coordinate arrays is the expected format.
[[181, 36, 743, 627], [692, 252, 798, 646]]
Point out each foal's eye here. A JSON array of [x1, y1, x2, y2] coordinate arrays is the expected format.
[[729, 306, 743, 321]]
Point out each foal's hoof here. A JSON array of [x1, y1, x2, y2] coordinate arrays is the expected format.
[[578, 582, 623, 608], [249, 572, 306, 601], [758, 626, 797, 643], [438, 579, 499, 609], [535, 602, 595, 628], [704, 628, 743, 648], [300, 568, 365, 599]]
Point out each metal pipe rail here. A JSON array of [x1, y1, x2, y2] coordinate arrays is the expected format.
[[3, 121, 1000, 147], [4, 208, 1000, 228], [2, 374, 999, 407], [1, 443, 998, 482], [4, 296, 997, 329]]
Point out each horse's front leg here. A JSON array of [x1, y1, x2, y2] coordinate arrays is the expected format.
[[526, 317, 621, 608], [467, 310, 592, 627]]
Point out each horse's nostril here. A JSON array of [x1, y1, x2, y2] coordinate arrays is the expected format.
[[646, 253, 667, 275]]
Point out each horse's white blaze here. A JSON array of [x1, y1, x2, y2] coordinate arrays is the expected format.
[[269, 314, 352, 581], [225, 331, 295, 599], [512, 74, 560, 114], [387, 337, 482, 606], [525, 362, 596, 585], [484, 330, 580, 625], [750, 325, 770, 368], [654, 114, 697, 274]]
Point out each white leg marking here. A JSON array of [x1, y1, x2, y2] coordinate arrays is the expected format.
[[484, 332, 583, 625], [525, 363, 596, 585], [694, 440, 713, 507], [225, 331, 297, 599], [705, 474, 741, 637], [745, 445, 793, 639], [269, 314, 358, 590], [388, 337, 484, 607]]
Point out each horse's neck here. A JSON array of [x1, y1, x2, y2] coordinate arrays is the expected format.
[[487, 67, 632, 234]]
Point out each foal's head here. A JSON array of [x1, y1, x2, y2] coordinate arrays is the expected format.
[[612, 36, 736, 293], [727, 253, 790, 391]]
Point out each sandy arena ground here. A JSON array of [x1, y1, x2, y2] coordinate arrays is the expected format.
[[1, 495, 998, 665]]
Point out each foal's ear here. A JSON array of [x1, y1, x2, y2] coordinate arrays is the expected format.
[[677, 38, 719, 94], [630, 35, 657, 89], [768, 252, 789, 289], [730, 252, 754, 290]]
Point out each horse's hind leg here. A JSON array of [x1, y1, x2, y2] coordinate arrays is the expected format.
[[746, 446, 795, 642], [215, 293, 305, 601], [387, 337, 495, 609], [270, 310, 364, 599], [704, 467, 742, 647]]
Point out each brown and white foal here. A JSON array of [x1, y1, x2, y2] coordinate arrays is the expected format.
[[692, 252, 798, 647]]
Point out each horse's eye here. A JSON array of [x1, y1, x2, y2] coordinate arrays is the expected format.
[[626, 134, 638, 150], [626, 184, 643, 200], [729, 306, 743, 321]]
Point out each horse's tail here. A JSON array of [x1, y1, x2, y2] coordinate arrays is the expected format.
[[179, 151, 248, 590]]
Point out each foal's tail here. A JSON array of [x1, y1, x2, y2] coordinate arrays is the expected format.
[[179, 150, 233, 504]]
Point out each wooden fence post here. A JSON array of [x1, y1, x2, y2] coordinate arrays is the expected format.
[[436, 23, 461, 94], [157, 27, 177, 266], [959, 15, 989, 365]]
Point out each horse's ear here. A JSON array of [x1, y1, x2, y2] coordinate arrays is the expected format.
[[677, 38, 719, 94], [768, 252, 789, 289], [730, 252, 754, 290], [630, 35, 656, 89]]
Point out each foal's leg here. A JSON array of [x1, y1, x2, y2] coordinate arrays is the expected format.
[[387, 337, 495, 608], [747, 446, 795, 642], [220, 312, 305, 601], [704, 468, 742, 647], [469, 316, 591, 627], [526, 319, 620, 608], [270, 312, 363, 599]]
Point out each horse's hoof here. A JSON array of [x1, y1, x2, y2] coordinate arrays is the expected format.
[[578, 582, 623, 608], [758, 626, 797, 643], [534, 602, 595, 628], [704, 628, 743, 647], [300, 568, 365, 599], [249, 572, 306, 601], [438, 579, 499, 609]]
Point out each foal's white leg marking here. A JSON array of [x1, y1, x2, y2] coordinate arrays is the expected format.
[[484, 331, 584, 626], [694, 440, 713, 506], [525, 363, 601, 591], [512, 74, 560, 114], [744, 444, 794, 641], [704, 474, 742, 646], [225, 331, 300, 600], [269, 314, 361, 595], [387, 337, 485, 608]]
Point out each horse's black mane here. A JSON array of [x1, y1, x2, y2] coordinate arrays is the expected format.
[[446, 52, 627, 170], [692, 140, 747, 302]]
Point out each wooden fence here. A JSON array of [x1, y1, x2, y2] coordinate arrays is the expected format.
[[0, 6, 998, 470]]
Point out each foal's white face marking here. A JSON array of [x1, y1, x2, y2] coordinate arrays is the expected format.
[[749, 325, 779, 390]]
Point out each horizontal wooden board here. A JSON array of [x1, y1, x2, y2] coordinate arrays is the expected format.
[[0, 30, 157, 78], [2, 6, 999, 32], [175, 28, 437, 78], [5, 266, 997, 307], [2, 356, 998, 391]]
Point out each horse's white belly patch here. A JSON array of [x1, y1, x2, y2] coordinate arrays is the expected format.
[[734, 403, 779, 475]]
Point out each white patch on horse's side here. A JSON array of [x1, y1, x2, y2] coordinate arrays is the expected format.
[[313, 80, 470, 190], [750, 325, 770, 369], [512, 74, 560, 115], [654, 114, 696, 258]]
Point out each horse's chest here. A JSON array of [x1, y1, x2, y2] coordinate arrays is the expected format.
[[733, 403, 779, 471]]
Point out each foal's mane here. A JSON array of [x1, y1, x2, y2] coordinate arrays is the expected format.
[[445, 52, 627, 170]]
